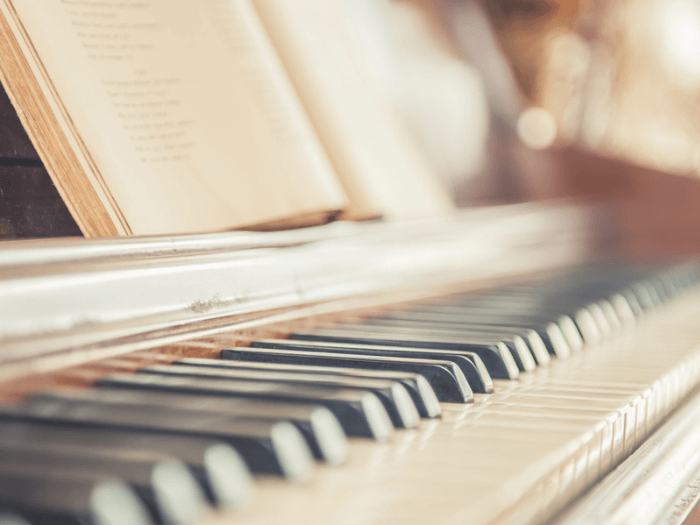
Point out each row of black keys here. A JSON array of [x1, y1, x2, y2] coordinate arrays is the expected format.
[[0, 263, 697, 525]]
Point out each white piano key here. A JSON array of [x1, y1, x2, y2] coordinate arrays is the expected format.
[[215, 288, 700, 525]]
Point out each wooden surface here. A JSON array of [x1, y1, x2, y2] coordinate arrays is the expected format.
[[0, 80, 78, 238], [0, 204, 696, 524], [0, 203, 595, 385], [517, 145, 700, 260]]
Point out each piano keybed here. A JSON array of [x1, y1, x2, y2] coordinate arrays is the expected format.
[[1, 261, 700, 525]]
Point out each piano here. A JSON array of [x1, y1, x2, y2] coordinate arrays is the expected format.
[[2, 199, 700, 525], [4, 2, 700, 523]]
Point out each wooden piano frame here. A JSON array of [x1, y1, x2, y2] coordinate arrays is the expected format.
[[2, 201, 700, 524]]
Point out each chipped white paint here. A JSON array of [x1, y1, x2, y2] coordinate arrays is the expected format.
[[0, 203, 594, 376]]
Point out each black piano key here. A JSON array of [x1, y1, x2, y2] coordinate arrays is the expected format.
[[441, 331, 535, 372], [96, 373, 394, 442], [422, 322, 549, 365], [137, 364, 419, 430], [289, 327, 520, 380], [602, 299, 624, 332], [674, 264, 700, 290], [473, 318, 568, 358], [248, 339, 492, 395], [432, 294, 551, 312], [355, 319, 538, 372], [31, 389, 347, 466], [0, 477, 153, 525], [369, 310, 561, 362], [404, 306, 583, 354], [552, 314, 585, 351], [559, 306, 601, 345], [606, 294, 636, 326], [647, 276, 670, 303], [222, 345, 474, 401], [632, 282, 661, 310], [0, 423, 250, 509], [619, 289, 644, 318], [535, 307, 597, 345], [423, 302, 595, 349], [0, 417, 252, 510], [0, 421, 251, 508], [660, 273, 680, 298], [492, 312, 583, 351], [420, 282, 611, 337], [429, 324, 556, 364], [0, 448, 206, 525], [525, 320, 573, 357], [664, 268, 690, 296], [0, 399, 313, 481], [562, 301, 619, 335], [606, 292, 637, 326], [174, 357, 442, 419], [584, 301, 613, 339]]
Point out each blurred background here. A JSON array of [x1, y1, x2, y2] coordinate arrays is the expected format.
[[4, 0, 700, 258], [344, 0, 700, 257], [346, 0, 700, 197]]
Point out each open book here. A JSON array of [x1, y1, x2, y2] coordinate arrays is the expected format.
[[0, 0, 453, 237]]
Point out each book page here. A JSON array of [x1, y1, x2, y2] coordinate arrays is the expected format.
[[251, 0, 454, 220], [0, 0, 346, 235]]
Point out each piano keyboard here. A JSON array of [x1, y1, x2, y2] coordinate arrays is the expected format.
[[1, 262, 700, 525]]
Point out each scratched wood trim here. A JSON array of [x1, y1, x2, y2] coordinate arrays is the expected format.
[[0, 264, 553, 402], [0, 202, 599, 383]]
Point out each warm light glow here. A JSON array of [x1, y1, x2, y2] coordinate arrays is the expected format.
[[658, 0, 700, 88], [517, 107, 557, 150]]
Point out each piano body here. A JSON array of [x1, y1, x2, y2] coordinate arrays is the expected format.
[[4, 2, 700, 524], [1, 197, 700, 525]]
